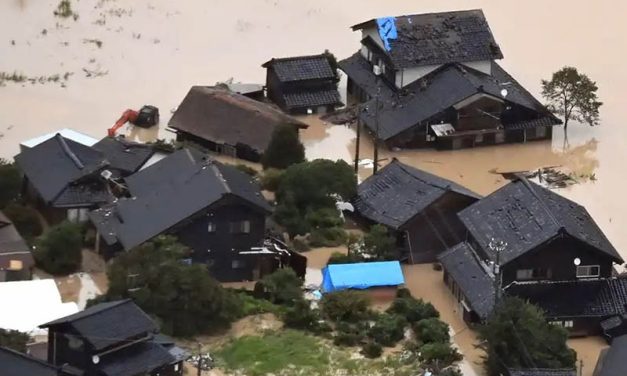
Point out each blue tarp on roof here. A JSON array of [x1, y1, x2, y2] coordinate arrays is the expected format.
[[321, 261, 405, 293]]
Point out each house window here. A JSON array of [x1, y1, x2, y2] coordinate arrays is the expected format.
[[207, 222, 216, 233], [174, 364, 180, 372], [564, 320, 574, 328], [232, 260, 245, 269], [516, 269, 533, 280], [229, 220, 251, 234], [516, 268, 552, 280], [576, 265, 600, 278]]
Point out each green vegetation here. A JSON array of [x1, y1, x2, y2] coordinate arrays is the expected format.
[[97, 236, 241, 336], [234, 163, 258, 177], [34, 221, 83, 275], [387, 294, 439, 323], [0, 159, 21, 208], [262, 124, 305, 170], [363, 224, 396, 260], [542, 66, 602, 129], [362, 341, 383, 358], [413, 318, 450, 344], [260, 168, 284, 191], [3, 203, 43, 242], [367, 313, 406, 346], [260, 268, 303, 306], [275, 159, 356, 238], [418, 342, 462, 368], [479, 297, 576, 376], [321, 290, 370, 322], [54, 0, 78, 20], [0, 328, 30, 352]]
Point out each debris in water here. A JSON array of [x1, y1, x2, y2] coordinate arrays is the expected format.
[[82, 67, 109, 78], [83, 38, 104, 48], [491, 166, 584, 189], [320, 105, 358, 125]]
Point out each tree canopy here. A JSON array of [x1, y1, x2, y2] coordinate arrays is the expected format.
[[541, 66, 602, 129], [0, 328, 29, 352], [262, 124, 305, 170], [101, 235, 240, 337], [0, 159, 21, 209], [33, 221, 83, 275], [478, 297, 576, 376], [363, 224, 396, 260]]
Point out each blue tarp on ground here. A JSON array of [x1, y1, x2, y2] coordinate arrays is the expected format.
[[321, 261, 405, 293]]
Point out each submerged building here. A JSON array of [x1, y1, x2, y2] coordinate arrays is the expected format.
[[339, 10, 561, 150]]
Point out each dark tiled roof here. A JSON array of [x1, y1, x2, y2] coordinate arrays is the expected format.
[[98, 341, 175, 376], [594, 334, 627, 376], [458, 179, 622, 265], [354, 159, 480, 229], [351, 10, 503, 68], [506, 278, 627, 318], [0, 211, 33, 271], [93, 137, 155, 176], [90, 149, 271, 250], [263, 54, 336, 82], [0, 347, 64, 376], [14, 134, 110, 205], [438, 242, 495, 319], [168, 86, 306, 153], [507, 368, 576, 376], [40, 300, 157, 351], [283, 89, 342, 109], [340, 56, 559, 140], [503, 117, 561, 130]]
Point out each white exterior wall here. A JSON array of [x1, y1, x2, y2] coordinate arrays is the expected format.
[[461, 60, 492, 75], [362, 27, 384, 49], [395, 64, 441, 88]]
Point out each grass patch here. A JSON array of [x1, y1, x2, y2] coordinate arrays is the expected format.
[[217, 330, 329, 375]]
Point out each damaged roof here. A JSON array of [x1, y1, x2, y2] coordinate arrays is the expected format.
[[354, 159, 480, 229], [93, 137, 155, 176], [342, 57, 560, 140], [506, 278, 627, 319], [41, 299, 157, 351], [458, 179, 622, 265], [438, 242, 495, 319], [168, 86, 306, 153], [14, 134, 110, 206], [263, 54, 337, 82], [351, 10, 503, 68], [90, 148, 271, 250]]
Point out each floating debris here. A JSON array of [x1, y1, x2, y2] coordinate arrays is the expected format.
[[320, 105, 358, 125], [83, 38, 103, 48], [491, 166, 582, 189]]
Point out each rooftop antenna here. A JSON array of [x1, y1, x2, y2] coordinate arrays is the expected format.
[[488, 238, 507, 309], [372, 64, 382, 175]]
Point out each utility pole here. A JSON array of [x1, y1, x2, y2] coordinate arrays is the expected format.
[[489, 238, 507, 308], [372, 64, 382, 175], [196, 343, 203, 376], [354, 105, 361, 173]]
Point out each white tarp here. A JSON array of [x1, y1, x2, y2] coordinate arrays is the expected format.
[[0, 279, 79, 334]]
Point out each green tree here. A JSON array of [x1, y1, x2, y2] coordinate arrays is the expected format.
[[261, 268, 303, 305], [367, 313, 406, 346], [0, 159, 21, 209], [0, 328, 29, 352], [321, 290, 370, 322], [33, 221, 82, 275], [413, 318, 450, 344], [419, 342, 463, 370], [387, 296, 439, 323], [102, 236, 240, 336], [3, 203, 43, 241], [363, 224, 396, 260], [262, 125, 305, 170], [542, 66, 602, 129], [479, 297, 576, 376]]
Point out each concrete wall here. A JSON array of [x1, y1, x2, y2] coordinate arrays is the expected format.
[[395, 64, 441, 88], [461, 60, 492, 75]]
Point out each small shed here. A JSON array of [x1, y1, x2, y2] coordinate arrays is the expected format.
[[321, 261, 405, 299]]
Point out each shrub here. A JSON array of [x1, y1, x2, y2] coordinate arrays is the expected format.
[[321, 290, 369, 322], [362, 224, 396, 260], [438, 368, 463, 376], [291, 237, 310, 252], [236, 292, 280, 317], [0, 159, 21, 208], [413, 318, 450, 344], [309, 227, 347, 247], [261, 268, 303, 306], [253, 281, 266, 299], [362, 341, 383, 358], [419, 342, 462, 368], [234, 164, 258, 177], [0, 328, 30, 352], [367, 313, 406, 347], [3, 203, 43, 241], [305, 207, 343, 229], [387, 297, 439, 323], [334, 322, 367, 347], [327, 252, 356, 265], [262, 124, 305, 170], [33, 221, 83, 275], [283, 299, 319, 330], [260, 168, 284, 192], [396, 288, 412, 299]]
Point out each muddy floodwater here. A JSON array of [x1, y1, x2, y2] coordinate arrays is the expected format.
[[1, 0, 626, 354]]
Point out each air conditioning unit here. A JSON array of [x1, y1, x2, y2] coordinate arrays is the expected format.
[[373, 65, 382, 76], [100, 170, 113, 180]]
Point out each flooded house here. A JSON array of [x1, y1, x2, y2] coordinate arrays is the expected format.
[[0, 210, 33, 282], [91, 136, 157, 179], [40, 300, 186, 376], [339, 10, 561, 150], [262, 53, 343, 115], [1, 347, 74, 376], [438, 179, 627, 336], [352, 159, 480, 263], [89, 148, 306, 282], [168, 86, 307, 162], [14, 134, 112, 224]]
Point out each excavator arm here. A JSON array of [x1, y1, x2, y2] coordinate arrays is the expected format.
[[108, 109, 139, 137]]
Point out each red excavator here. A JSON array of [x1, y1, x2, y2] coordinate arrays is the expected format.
[[108, 105, 160, 137]]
